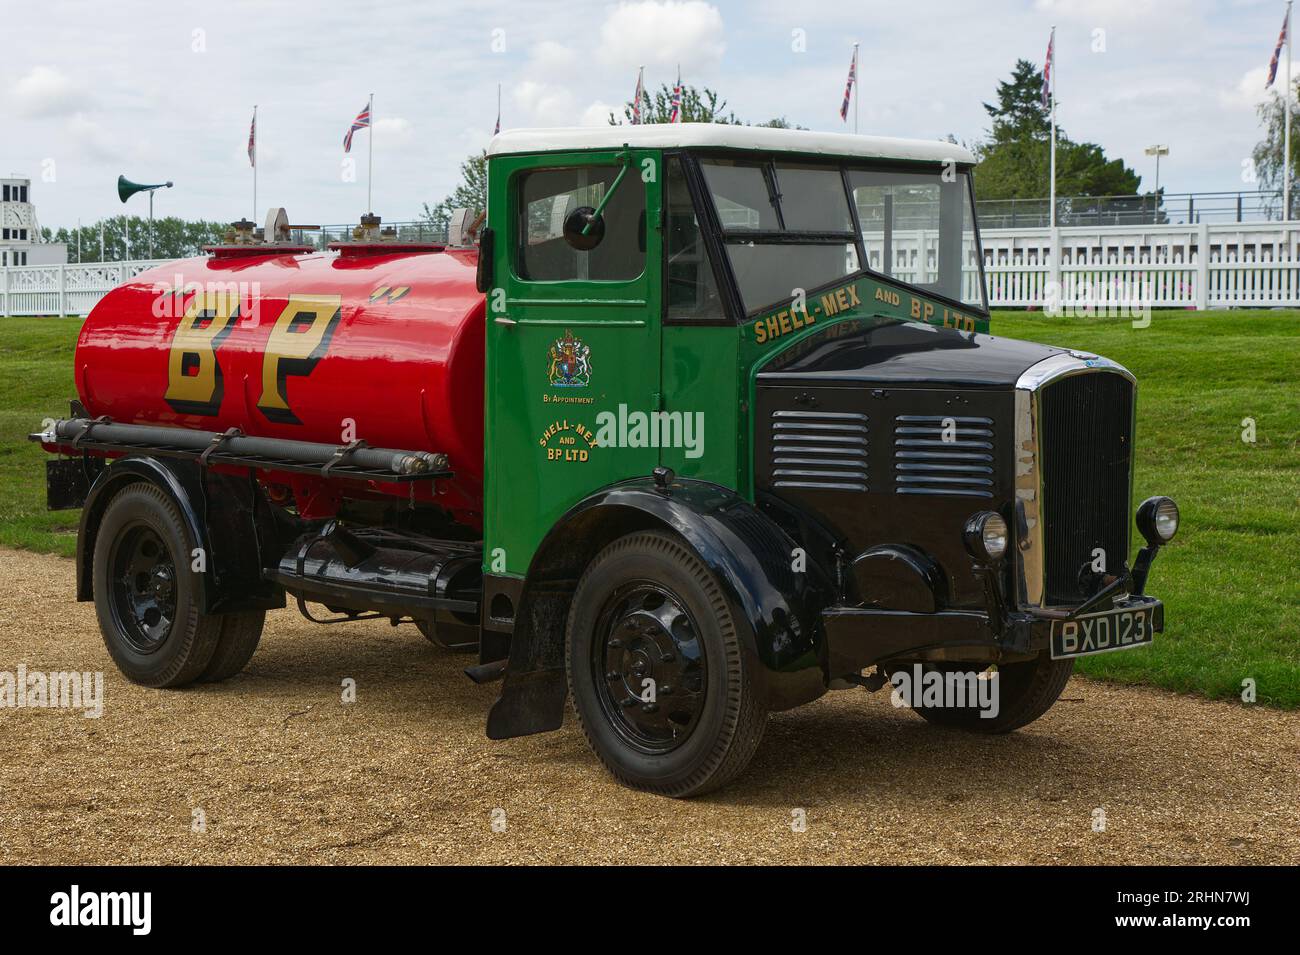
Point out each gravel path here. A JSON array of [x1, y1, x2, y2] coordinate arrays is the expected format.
[[1, 547, 1295, 865]]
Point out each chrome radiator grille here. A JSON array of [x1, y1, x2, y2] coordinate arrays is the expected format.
[[1038, 371, 1134, 605]]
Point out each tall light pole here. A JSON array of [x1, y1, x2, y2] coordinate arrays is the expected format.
[[1144, 144, 1169, 195]]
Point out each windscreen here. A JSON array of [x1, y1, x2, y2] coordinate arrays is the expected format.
[[698, 156, 986, 314]]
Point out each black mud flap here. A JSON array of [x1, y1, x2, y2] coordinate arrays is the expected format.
[[485, 668, 567, 739], [46, 457, 102, 511]]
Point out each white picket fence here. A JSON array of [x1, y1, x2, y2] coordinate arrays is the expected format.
[[980, 221, 1300, 309], [0, 260, 169, 317], [3, 221, 1300, 316]]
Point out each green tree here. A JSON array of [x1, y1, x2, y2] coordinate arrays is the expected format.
[[607, 83, 803, 128], [610, 83, 739, 125], [421, 150, 488, 232], [984, 58, 1052, 144], [974, 60, 1143, 202], [1252, 83, 1299, 217], [43, 216, 227, 261]]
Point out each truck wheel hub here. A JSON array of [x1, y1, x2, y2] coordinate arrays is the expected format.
[[110, 524, 177, 653], [595, 585, 707, 752]]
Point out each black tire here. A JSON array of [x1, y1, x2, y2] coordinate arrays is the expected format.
[[92, 483, 221, 688], [565, 531, 766, 797], [197, 610, 266, 682], [891, 653, 1074, 734]]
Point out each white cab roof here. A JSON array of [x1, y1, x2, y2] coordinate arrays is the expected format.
[[488, 123, 976, 165]]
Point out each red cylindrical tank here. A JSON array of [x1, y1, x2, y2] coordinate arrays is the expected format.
[[75, 248, 485, 525]]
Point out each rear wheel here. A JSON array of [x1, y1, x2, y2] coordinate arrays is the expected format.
[[93, 483, 221, 688], [890, 652, 1074, 733], [566, 531, 766, 797], [197, 610, 266, 682]]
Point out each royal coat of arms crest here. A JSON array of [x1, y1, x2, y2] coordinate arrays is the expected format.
[[547, 330, 592, 387]]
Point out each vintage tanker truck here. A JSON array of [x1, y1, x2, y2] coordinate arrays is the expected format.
[[34, 125, 1179, 796]]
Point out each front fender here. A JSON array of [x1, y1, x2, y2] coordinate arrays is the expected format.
[[487, 477, 835, 740], [579, 479, 834, 709]]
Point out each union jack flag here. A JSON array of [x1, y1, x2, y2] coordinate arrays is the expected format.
[[1267, 8, 1290, 88], [631, 67, 645, 124], [669, 68, 683, 123], [1042, 28, 1055, 108], [344, 101, 371, 153], [247, 109, 256, 167], [839, 46, 857, 122]]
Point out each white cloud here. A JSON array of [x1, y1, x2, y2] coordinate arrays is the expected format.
[[581, 100, 620, 126], [597, 1, 726, 71], [513, 79, 578, 125], [11, 66, 84, 118], [1220, 64, 1295, 111], [530, 40, 577, 76], [1032, 0, 1202, 27], [375, 116, 413, 145], [67, 113, 121, 161]]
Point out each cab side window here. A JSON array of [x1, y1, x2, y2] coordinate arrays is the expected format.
[[516, 166, 645, 282], [665, 157, 725, 323]]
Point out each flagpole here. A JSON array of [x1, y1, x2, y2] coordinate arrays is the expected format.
[[367, 92, 374, 215], [252, 105, 258, 221], [1049, 26, 1057, 229], [1286, 2, 1293, 220], [853, 42, 860, 134]]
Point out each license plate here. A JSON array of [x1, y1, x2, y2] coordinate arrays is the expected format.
[[1050, 606, 1154, 659]]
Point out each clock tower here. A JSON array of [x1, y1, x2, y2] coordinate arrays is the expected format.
[[1, 177, 67, 267]]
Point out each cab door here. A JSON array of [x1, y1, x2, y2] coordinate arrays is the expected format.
[[484, 149, 663, 579]]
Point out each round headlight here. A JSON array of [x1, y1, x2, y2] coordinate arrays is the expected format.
[[1137, 495, 1179, 544], [963, 511, 1009, 562]]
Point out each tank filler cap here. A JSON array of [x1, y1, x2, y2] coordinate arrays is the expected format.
[[205, 210, 317, 257], [328, 213, 444, 257]]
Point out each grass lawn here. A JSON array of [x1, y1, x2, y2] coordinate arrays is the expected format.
[[994, 310, 1299, 708], [1, 311, 1297, 706], [0, 318, 82, 556]]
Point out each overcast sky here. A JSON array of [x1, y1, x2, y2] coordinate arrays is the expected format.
[[1, 0, 1289, 230]]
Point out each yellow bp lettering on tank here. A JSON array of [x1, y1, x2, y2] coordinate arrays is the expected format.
[[165, 290, 241, 416], [539, 419, 597, 462], [258, 294, 343, 424]]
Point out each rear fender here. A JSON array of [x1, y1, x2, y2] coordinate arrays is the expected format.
[[77, 456, 285, 614]]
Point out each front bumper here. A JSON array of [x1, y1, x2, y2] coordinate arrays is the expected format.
[[822, 593, 1164, 678]]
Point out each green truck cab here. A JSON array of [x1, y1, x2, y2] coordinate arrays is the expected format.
[[475, 125, 1176, 795]]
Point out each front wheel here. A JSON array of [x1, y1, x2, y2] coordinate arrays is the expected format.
[[565, 531, 766, 797]]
